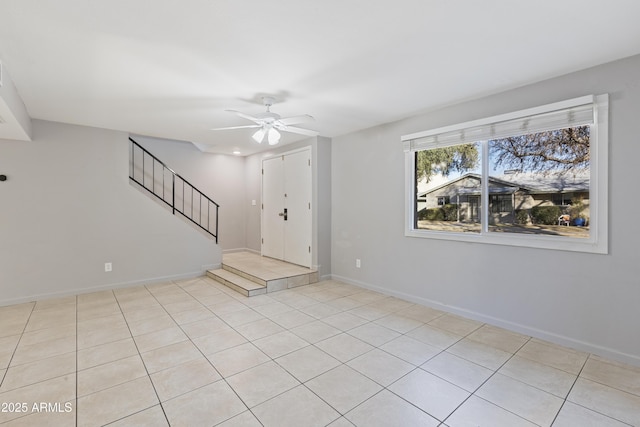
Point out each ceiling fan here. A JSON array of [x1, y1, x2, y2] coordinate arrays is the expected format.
[[211, 96, 319, 145]]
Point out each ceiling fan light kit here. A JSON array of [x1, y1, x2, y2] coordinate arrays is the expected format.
[[251, 128, 266, 143], [212, 96, 319, 145], [267, 128, 281, 145], [251, 126, 281, 145]]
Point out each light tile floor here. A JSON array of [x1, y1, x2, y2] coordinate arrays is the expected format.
[[1, 277, 639, 426]]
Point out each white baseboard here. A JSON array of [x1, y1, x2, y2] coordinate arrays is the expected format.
[[331, 274, 640, 368], [202, 263, 221, 271], [0, 269, 214, 308], [222, 247, 260, 255]]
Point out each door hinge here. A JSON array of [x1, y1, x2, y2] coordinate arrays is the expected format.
[[308, 202, 311, 209], [309, 246, 311, 253], [261, 203, 264, 209], [261, 168, 264, 175], [262, 238, 264, 244], [308, 159, 311, 166]]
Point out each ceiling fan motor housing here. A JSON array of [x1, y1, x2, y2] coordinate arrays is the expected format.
[[256, 112, 280, 122]]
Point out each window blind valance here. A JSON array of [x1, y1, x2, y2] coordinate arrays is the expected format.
[[402, 95, 595, 152]]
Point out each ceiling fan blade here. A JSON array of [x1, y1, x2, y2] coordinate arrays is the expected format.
[[276, 124, 319, 137], [225, 109, 263, 124], [277, 114, 315, 126], [210, 124, 261, 131]]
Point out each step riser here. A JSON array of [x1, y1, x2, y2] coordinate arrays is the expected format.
[[221, 265, 319, 292], [222, 265, 266, 287], [266, 274, 315, 292], [206, 270, 267, 297]]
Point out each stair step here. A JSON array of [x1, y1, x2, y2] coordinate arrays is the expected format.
[[207, 269, 266, 297]]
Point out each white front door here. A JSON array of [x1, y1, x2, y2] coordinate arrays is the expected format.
[[262, 148, 312, 267], [262, 155, 285, 260]]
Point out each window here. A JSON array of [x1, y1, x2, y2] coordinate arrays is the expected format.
[[490, 194, 513, 214], [552, 193, 573, 206], [437, 196, 450, 206], [403, 95, 609, 253]]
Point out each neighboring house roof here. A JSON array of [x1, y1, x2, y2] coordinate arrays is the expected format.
[[493, 170, 590, 193], [418, 170, 589, 198]]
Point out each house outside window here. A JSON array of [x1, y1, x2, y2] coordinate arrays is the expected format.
[[403, 95, 609, 254]]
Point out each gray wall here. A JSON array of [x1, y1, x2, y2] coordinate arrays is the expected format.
[[0, 121, 221, 306], [244, 153, 263, 253], [316, 136, 332, 280], [133, 135, 246, 251], [331, 54, 640, 365], [0, 64, 32, 140]]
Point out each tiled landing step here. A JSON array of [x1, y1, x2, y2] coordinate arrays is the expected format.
[[207, 251, 319, 297]]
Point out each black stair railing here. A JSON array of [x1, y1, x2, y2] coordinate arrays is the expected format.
[[129, 137, 219, 243]]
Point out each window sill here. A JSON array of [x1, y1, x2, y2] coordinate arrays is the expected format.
[[405, 227, 607, 254]]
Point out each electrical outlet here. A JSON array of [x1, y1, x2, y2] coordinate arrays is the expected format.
[[104, 262, 112, 272], [356, 259, 361, 268]]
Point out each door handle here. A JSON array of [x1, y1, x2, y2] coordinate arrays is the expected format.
[[279, 208, 288, 221]]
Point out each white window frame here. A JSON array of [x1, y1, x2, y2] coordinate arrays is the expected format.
[[403, 94, 609, 254]]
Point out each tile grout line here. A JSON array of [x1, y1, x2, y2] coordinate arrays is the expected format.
[[439, 336, 534, 426], [576, 355, 640, 397], [157, 277, 266, 425], [6, 276, 637, 426], [277, 291, 449, 423], [547, 353, 590, 427], [361, 312, 477, 425], [267, 291, 444, 423], [315, 303, 537, 425], [226, 284, 594, 426], [1, 301, 37, 378], [75, 283, 470, 424], [549, 354, 632, 427], [376, 304, 592, 424], [205, 282, 387, 423], [0, 300, 84, 424], [113, 286, 172, 426], [0, 300, 37, 425], [77, 281, 461, 426]]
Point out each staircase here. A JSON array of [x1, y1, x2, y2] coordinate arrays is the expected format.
[[208, 252, 319, 297], [129, 137, 219, 242]]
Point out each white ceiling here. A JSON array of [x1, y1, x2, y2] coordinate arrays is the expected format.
[[1, 0, 640, 155]]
